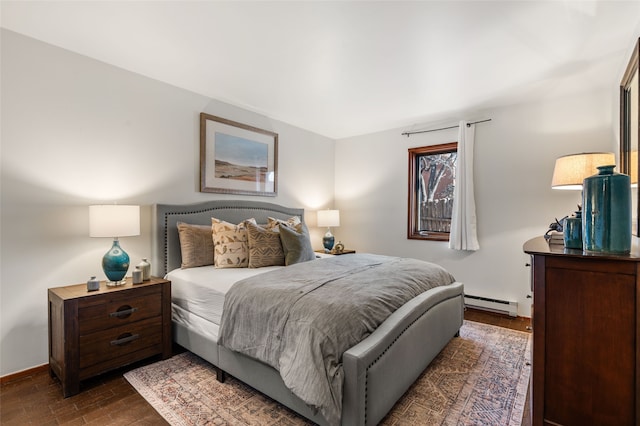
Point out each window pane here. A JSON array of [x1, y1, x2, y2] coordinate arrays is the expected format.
[[417, 151, 456, 233], [408, 142, 457, 241]]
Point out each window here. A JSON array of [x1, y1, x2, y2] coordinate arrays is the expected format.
[[408, 142, 457, 241]]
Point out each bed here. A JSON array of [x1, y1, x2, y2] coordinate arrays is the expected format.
[[152, 200, 464, 426]]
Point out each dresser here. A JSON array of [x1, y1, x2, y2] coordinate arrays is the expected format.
[[48, 277, 171, 397], [524, 237, 639, 426]]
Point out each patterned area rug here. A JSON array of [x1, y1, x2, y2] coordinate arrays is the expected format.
[[124, 320, 531, 425]]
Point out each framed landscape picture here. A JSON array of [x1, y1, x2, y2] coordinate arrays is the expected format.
[[200, 113, 278, 196]]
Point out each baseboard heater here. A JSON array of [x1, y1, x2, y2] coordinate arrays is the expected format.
[[464, 294, 518, 317]]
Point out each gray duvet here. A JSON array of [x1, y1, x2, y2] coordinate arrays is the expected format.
[[218, 253, 456, 425]]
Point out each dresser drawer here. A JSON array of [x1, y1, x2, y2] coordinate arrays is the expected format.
[[79, 316, 162, 369], [79, 287, 161, 334]]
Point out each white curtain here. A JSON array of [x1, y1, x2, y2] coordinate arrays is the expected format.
[[449, 120, 480, 250]]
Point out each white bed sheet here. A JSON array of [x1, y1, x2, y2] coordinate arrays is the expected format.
[[167, 265, 284, 325], [172, 303, 220, 342]]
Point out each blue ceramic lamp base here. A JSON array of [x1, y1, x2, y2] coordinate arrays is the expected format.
[[323, 230, 335, 252], [102, 239, 130, 286]]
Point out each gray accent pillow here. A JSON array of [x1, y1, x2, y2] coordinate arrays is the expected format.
[[279, 223, 315, 265]]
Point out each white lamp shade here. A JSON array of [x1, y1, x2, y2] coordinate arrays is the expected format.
[[551, 152, 616, 190], [317, 209, 340, 227], [89, 205, 140, 237]]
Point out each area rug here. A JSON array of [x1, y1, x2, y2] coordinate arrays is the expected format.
[[124, 320, 531, 425]]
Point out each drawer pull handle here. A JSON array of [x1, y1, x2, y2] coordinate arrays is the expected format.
[[110, 333, 140, 346], [109, 306, 138, 319]]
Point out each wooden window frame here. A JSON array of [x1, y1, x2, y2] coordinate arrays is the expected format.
[[408, 142, 458, 241]]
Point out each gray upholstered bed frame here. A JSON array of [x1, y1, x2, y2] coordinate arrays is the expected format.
[[152, 200, 464, 426]]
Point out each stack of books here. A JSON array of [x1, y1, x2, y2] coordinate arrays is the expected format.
[[546, 231, 564, 245]]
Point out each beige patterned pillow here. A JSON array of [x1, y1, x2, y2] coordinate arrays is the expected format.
[[246, 221, 285, 268], [177, 222, 214, 269], [211, 218, 253, 268], [266, 216, 302, 231]]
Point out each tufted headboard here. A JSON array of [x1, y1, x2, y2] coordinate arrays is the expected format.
[[152, 200, 305, 276]]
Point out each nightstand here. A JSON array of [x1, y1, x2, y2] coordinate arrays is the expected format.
[[48, 276, 171, 397], [315, 249, 356, 255]]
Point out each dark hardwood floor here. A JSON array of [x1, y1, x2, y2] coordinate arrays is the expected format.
[[0, 309, 531, 425], [464, 307, 531, 333]]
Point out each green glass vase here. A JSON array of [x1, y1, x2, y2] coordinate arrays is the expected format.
[[582, 165, 631, 254], [563, 210, 582, 249]]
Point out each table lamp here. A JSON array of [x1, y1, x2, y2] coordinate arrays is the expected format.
[[551, 152, 615, 190], [550, 152, 615, 249], [89, 205, 140, 286], [317, 209, 340, 252]]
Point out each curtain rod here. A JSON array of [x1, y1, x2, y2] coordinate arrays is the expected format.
[[401, 118, 492, 137]]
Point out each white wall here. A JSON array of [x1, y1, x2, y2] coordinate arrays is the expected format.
[[335, 89, 618, 318], [0, 30, 335, 376], [0, 28, 626, 377]]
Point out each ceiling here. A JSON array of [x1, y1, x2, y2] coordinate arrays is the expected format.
[[2, 1, 640, 139]]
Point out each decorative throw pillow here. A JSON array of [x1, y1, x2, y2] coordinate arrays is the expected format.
[[211, 218, 253, 268], [279, 222, 316, 266], [177, 222, 214, 269], [246, 221, 285, 268], [266, 216, 302, 232]]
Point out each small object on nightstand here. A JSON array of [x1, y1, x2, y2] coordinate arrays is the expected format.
[[315, 248, 356, 255], [86, 276, 100, 292], [334, 241, 344, 253], [132, 267, 143, 284], [137, 258, 151, 281], [332, 249, 355, 255]]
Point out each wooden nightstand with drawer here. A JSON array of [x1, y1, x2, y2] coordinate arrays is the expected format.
[[48, 276, 171, 397]]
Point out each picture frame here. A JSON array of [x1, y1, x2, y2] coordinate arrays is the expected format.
[[200, 113, 278, 196]]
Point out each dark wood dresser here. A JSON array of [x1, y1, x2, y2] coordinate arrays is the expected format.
[[524, 237, 639, 426], [48, 277, 171, 397]]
